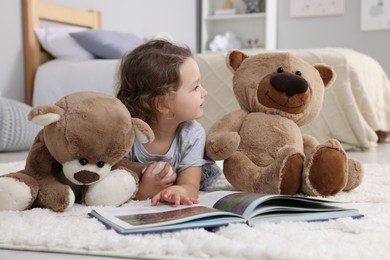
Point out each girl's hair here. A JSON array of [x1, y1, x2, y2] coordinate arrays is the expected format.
[[117, 39, 193, 124]]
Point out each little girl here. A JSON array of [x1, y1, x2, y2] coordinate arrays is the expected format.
[[117, 39, 221, 206]]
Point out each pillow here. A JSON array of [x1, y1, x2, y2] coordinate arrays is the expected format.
[[70, 29, 144, 59], [0, 97, 42, 152], [34, 27, 94, 60]]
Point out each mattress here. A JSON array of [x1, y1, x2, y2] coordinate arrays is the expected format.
[[33, 48, 390, 151]]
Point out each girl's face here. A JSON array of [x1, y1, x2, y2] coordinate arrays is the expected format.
[[170, 57, 207, 122]]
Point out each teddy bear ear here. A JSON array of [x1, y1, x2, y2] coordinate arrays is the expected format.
[[27, 105, 65, 126], [132, 118, 155, 144], [313, 63, 336, 89], [226, 50, 249, 73]]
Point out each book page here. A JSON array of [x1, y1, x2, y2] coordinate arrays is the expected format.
[[211, 192, 271, 217], [90, 203, 243, 232], [199, 190, 241, 207], [200, 191, 274, 217]]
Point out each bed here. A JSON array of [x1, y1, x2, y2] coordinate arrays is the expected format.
[[23, 0, 390, 152]]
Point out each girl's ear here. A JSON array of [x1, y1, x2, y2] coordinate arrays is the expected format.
[[153, 96, 171, 114]]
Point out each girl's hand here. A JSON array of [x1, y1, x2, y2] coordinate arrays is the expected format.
[[151, 185, 200, 206], [134, 162, 177, 200]]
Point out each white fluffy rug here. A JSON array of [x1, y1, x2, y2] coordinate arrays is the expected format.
[[1, 161, 390, 260]]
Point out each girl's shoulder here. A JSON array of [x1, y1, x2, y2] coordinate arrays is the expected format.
[[182, 120, 203, 129], [179, 120, 205, 136]]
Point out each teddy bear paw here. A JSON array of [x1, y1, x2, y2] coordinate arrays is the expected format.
[[206, 132, 241, 160], [83, 169, 137, 206], [302, 146, 347, 196], [0, 176, 35, 211], [343, 158, 364, 191], [280, 153, 304, 195]]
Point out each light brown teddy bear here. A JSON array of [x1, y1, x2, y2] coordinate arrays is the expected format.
[[206, 51, 364, 196], [0, 91, 154, 212]]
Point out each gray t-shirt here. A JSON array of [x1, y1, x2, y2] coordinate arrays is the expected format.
[[129, 120, 221, 189], [129, 120, 209, 173]]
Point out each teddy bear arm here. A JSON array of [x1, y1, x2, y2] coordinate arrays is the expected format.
[[24, 132, 61, 179], [206, 109, 247, 160], [112, 158, 141, 182], [127, 161, 147, 177], [209, 109, 248, 134], [35, 174, 75, 212]]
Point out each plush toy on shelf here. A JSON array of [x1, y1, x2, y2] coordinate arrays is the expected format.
[[0, 91, 154, 212], [206, 50, 364, 196]]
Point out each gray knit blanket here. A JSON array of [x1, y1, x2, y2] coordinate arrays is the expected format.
[[0, 97, 41, 152]]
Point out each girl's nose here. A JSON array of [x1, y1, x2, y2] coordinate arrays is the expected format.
[[201, 86, 208, 97]]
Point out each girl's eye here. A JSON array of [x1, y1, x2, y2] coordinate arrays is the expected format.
[[193, 85, 199, 91]]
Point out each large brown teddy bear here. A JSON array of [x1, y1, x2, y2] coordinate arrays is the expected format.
[[206, 51, 364, 196], [0, 91, 154, 212]]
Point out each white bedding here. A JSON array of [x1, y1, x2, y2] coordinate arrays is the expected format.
[[33, 59, 120, 106], [33, 48, 390, 151], [296, 48, 390, 151]]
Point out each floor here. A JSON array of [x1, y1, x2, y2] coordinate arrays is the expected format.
[[1, 142, 389, 259], [346, 142, 390, 164]]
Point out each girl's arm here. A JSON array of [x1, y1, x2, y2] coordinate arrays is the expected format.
[[151, 166, 202, 206]]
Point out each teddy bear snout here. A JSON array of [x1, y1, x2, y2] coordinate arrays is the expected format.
[[74, 170, 100, 184], [270, 73, 308, 97]]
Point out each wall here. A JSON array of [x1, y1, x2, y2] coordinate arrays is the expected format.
[[277, 0, 390, 77], [0, 0, 24, 101], [44, 0, 199, 50], [0, 0, 198, 102], [1, 0, 389, 102]]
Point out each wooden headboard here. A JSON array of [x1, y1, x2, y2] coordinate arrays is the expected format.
[[22, 0, 102, 105]]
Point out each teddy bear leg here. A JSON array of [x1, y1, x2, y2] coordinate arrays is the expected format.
[[223, 152, 263, 193], [301, 139, 348, 196], [82, 168, 138, 206], [0, 172, 39, 211], [36, 175, 75, 212], [343, 158, 364, 191], [224, 148, 303, 194]]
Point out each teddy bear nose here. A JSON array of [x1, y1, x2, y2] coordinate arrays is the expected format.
[[270, 73, 308, 97], [74, 170, 100, 184]]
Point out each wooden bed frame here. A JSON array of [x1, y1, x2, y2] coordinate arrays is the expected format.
[[22, 0, 102, 105]]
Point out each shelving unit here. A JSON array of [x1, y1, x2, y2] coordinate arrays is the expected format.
[[201, 0, 277, 52]]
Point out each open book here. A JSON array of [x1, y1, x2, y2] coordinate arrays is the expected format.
[[89, 191, 363, 235]]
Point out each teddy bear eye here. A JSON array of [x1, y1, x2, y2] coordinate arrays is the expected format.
[[295, 71, 302, 76], [277, 67, 284, 73], [79, 158, 88, 166], [96, 161, 105, 168]]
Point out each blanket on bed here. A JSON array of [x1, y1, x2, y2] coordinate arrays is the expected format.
[[33, 48, 390, 151], [1, 161, 389, 259], [197, 48, 390, 151]]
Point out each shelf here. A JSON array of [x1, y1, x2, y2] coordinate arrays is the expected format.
[[205, 13, 266, 21], [201, 0, 277, 52]]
